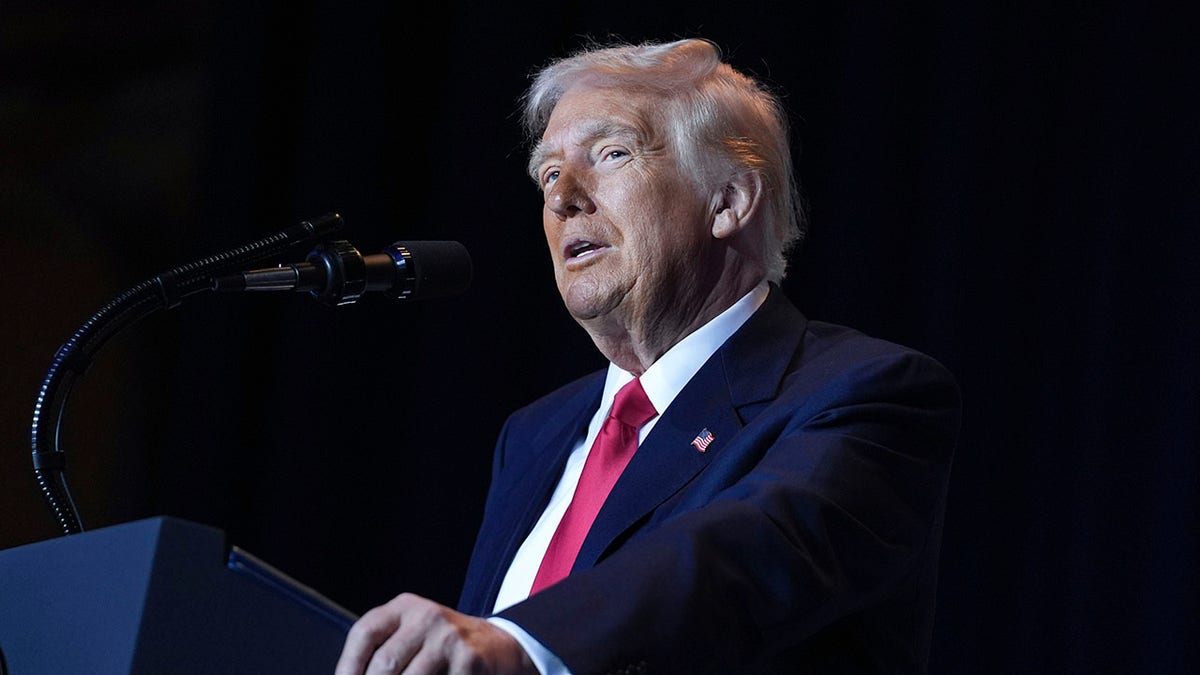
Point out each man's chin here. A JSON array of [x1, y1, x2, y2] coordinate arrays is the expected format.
[[561, 292, 619, 326], [564, 302, 605, 323], [557, 278, 601, 314]]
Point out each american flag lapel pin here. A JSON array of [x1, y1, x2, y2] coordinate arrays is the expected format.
[[691, 428, 715, 453]]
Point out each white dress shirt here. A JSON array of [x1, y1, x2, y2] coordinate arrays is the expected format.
[[487, 282, 769, 674]]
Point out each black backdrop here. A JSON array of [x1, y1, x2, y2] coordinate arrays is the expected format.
[[2, 2, 1195, 673]]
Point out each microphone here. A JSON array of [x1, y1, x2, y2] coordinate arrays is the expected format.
[[213, 239, 473, 306]]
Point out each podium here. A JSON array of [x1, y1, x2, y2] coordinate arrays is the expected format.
[[0, 516, 357, 674]]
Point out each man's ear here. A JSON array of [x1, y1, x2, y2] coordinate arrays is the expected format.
[[711, 170, 764, 239]]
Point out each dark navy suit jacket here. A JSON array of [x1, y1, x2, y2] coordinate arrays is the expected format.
[[458, 286, 962, 674]]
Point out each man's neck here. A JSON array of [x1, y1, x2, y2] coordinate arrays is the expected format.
[[586, 274, 767, 375]]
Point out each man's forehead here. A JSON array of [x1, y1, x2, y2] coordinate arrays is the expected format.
[[534, 118, 641, 162], [539, 96, 663, 158]]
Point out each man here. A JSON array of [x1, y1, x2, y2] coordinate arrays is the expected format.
[[336, 38, 961, 674]]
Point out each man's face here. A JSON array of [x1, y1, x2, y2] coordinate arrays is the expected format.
[[533, 85, 717, 335]]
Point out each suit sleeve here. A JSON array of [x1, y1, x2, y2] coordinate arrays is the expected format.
[[497, 348, 962, 674]]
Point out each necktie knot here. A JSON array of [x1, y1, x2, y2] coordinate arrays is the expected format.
[[610, 377, 657, 429]]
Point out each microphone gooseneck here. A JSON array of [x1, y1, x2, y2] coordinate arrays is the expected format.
[[29, 213, 473, 537], [32, 212, 347, 535], [31, 212, 471, 536]]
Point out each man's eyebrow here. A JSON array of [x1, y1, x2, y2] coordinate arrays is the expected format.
[[528, 142, 555, 180], [528, 120, 641, 180]]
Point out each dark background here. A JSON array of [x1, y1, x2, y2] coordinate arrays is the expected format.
[[2, 2, 1195, 672]]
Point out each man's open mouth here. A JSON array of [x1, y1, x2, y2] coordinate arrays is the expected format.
[[565, 239, 609, 261]]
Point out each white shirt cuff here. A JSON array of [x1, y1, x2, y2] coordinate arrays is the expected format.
[[486, 616, 572, 675]]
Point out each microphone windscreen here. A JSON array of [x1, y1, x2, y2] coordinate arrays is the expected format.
[[392, 240, 473, 301]]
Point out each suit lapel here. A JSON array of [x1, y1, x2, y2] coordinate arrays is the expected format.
[[573, 285, 808, 571], [573, 356, 741, 570], [467, 374, 603, 613]]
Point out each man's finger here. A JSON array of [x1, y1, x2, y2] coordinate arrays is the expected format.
[[364, 622, 426, 675], [335, 605, 403, 675]]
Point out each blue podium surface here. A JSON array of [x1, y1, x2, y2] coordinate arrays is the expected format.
[[0, 516, 357, 674]]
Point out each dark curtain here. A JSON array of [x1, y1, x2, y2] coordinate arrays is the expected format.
[[2, 2, 1194, 672]]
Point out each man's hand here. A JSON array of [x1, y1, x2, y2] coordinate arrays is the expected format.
[[334, 592, 537, 675]]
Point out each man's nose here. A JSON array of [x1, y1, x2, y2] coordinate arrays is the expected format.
[[546, 172, 596, 219]]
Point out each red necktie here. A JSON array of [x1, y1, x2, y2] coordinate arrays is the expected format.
[[530, 377, 658, 594]]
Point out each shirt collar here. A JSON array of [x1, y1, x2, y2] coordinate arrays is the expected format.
[[601, 281, 770, 418]]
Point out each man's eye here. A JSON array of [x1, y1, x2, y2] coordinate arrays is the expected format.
[[605, 149, 627, 161], [543, 170, 560, 186]]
